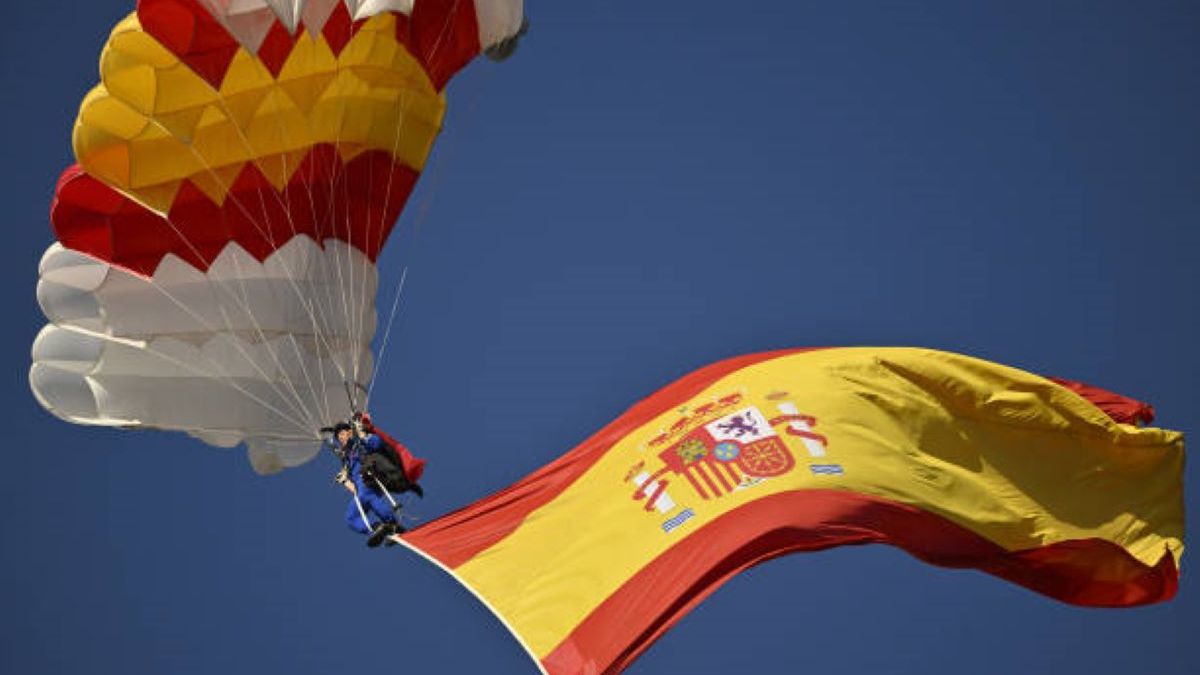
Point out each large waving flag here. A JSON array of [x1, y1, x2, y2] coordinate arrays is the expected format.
[[403, 348, 1184, 675]]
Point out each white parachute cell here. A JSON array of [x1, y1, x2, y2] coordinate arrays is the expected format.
[[32, 240, 376, 473]]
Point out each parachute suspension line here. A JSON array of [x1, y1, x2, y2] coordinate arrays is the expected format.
[[138, 91, 362, 432], [60, 325, 315, 440], [284, 200, 333, 428], [295, 153, 335, 426], [417, 74, 487, 239], [154, 132, 325, 429], [211, 192, 328, 434], [333, 31, 360, 391], [352, 71, 425, 404], [145, 112, 352, 392], [245, 62, 359, 428], [342, 6, 508, 418], [135, 13, 486, 433], [326, 83, 365, 418], [215, 302, 321, 429], [356, 87, 423, 395], [333, 35, 417, 410], [153, 178, 324, 431], [128, 257, 320, 432], [235, 85, 329, 427], [280, 92, 350, 428], [295, 167, 335, 428], [191, 81, 357, 382], [362, 47, 492, 412], [233, 79, 377, 429], [233, 12, 484, 430], [342, 136, 362, 397], [253, 77, 358, 428], [119, 196, 322, 430], [105, 108, 341, 437], [342, 379, 371, 416], [364, 266, 408, 408], [317, 9, 482, 419], [318, 36, 365, 417]]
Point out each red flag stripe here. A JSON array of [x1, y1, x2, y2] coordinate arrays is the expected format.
[[541, 489, 1178, 675], [1049, 377, 1156, 425], [681, 469, 709, 500]]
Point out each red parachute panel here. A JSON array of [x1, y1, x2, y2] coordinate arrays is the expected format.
[[52, 147, 418, 276]]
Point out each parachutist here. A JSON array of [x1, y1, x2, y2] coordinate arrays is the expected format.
[[326, 415, 425, 547]]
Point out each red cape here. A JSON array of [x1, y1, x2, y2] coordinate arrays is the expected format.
[[361, 415, 426, 483]]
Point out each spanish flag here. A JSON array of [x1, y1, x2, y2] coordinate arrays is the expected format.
[[403, 348, 1184, 675]]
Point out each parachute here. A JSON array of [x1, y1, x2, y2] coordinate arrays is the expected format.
[[31, 0, 525, 473]]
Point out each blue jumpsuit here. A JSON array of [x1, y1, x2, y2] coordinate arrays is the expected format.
[[338, 434, 400, 534]]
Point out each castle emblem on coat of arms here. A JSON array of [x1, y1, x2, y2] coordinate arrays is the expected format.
[[627, 394, 831, 518]]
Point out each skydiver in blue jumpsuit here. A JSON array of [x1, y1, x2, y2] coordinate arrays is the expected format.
[[328, 421, 405, 547]]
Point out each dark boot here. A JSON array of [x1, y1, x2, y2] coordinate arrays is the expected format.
[[383, 524, 408, 547], [366, 522, 396, 548]]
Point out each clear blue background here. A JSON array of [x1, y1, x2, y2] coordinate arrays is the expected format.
[[2, 2, 1196, 674]]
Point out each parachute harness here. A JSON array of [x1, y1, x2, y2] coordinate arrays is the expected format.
[[327, 418, 405, 535]]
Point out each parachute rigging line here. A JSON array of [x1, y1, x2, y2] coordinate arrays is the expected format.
[[365, 266, 409, 408]]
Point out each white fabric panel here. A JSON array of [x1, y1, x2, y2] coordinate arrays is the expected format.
[[473, 0, 524, 48], [32, 326, 369, 473], [246, 437, 323, 473], [36, 279, 102, 333], [302, 0, 343, 38], [39, 239, 376, 347], [37, 246, 108, 332], [353, 0, 413, 21], [265, 0, 305, 31], [197, 0, 417, 51], [32, 237, 379, 474], [30, 324, 106, 374], [199, 0, 278, 52], [30, 363, 102, 423], [38, 245, 107, 290], [196, 0, 529, 51]]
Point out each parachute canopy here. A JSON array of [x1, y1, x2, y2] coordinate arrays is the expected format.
[[402, 347, 1185, 675], [31, 0, 524, 473]]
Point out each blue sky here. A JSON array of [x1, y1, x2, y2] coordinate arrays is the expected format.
[[2, 2, 1197, 674]]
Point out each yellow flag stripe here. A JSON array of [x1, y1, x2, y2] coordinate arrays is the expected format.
[[437, 347, 1182, 657]]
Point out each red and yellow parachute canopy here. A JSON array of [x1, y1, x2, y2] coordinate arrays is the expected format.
[[31, 0, 524, 473]]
